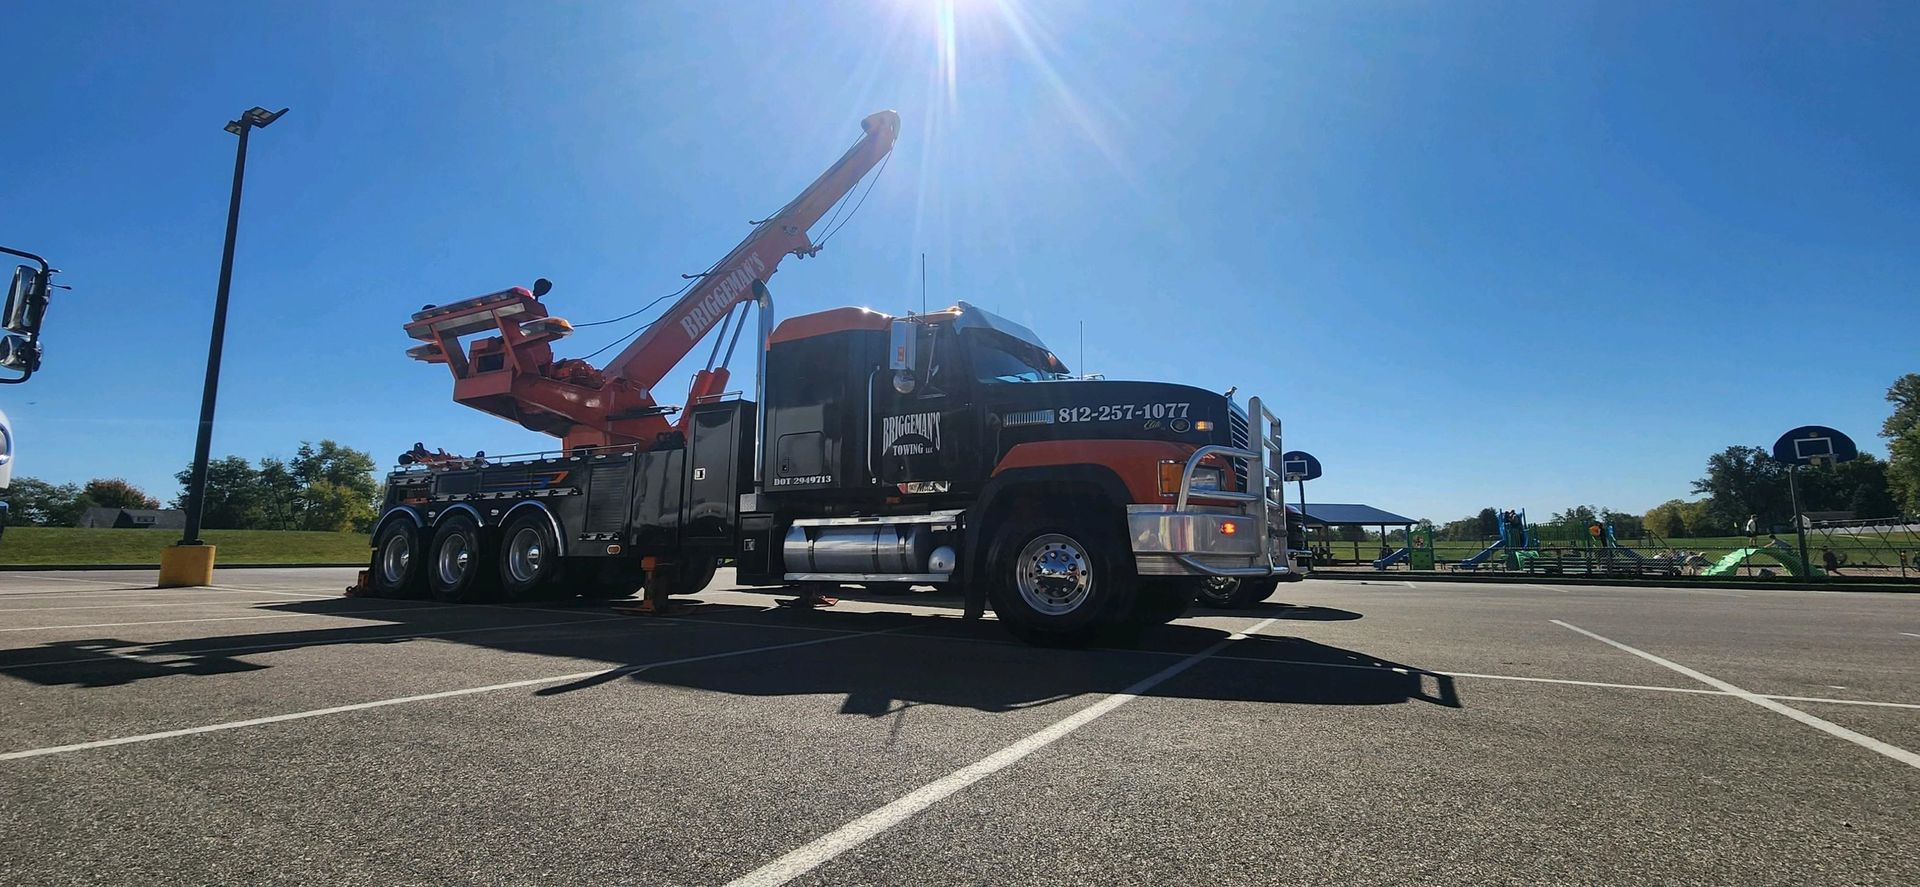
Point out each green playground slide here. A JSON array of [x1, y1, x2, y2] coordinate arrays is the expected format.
[[1702, 545, 1822, 578]]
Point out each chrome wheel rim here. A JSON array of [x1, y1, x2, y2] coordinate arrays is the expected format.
[[1016, 533, 1094, 616], [1201, 576, 1238, 603], [379, 532, 412, 584], [506, 527, 544, 584], [436, 533, 471, 587]]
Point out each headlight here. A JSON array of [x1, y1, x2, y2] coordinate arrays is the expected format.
[[0, 423, 11, 466], [1159, 461, 1227, 495]]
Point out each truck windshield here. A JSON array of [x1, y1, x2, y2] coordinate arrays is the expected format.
[[968, 331, 1066, 382]]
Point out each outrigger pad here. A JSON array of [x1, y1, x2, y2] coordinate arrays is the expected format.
[[405, 287, 545, 340]]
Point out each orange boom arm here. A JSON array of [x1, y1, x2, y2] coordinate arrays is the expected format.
[[405, 110, 900, 450]]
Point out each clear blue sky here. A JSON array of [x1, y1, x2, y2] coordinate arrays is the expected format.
[[3, 1, 1915, 522]]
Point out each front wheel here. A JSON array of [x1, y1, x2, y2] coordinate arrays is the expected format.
[[1194, 575, 1278, 609], [986, 513, 1136, 645]]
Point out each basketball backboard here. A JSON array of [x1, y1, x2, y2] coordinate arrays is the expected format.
[[1771, 425, 1858, 467], [1280, 450, 1322, 482]]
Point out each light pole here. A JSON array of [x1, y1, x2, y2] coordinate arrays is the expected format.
[[161, 106, 287, 587]]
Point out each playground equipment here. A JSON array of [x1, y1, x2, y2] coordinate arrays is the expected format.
[[1408, 523, 1436, 570], [1701, 540, 1820, 578], [1371, 522, 1435, 570], [1524, 520, 1680, 577], [1452, 509, 1536, 570]]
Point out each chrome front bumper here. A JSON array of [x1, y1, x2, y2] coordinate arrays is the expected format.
[[1127, 397, 1290, 579]]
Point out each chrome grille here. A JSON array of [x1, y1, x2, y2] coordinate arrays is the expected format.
[[1227, 407, 1249, 490]]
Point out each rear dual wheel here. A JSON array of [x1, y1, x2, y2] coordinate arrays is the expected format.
[[428, 513, 500, 603], [498, 512, 569, 601], [367, 520, 427, 598]]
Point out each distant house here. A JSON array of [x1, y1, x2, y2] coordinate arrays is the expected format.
[[75, 507, 187, 529]]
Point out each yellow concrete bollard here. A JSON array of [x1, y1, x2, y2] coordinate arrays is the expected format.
[[157, 544, 217, 587]]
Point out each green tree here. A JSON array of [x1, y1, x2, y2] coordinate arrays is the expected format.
[[170, 441, 381, 532], [1890, 433, 1920, 515], [256, 457, 301, 530], [288, 440, 379, 532], [1437, 515, 1481, 541], [1882, 373, 1920, 514], [301, 479, 377, 533], [1547, 505, 1601, 535], [1337, 524, 1368, 542], [81, 478, 158, 510], [1475, 507, 1498, 538], [3, 477, 87, 526], [173, 455, 268, 530], [1644, 499, 1691, 538], [1691, 445, 1792, 532], [1677, 499, 1720, 536], [1796, 454, 1897, 519], [1603, 509, 1644, 538]]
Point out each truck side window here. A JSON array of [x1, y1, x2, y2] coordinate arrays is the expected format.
[[915, 324, 946, 395]]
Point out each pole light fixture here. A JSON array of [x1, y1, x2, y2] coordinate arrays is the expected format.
[[160, 105, 288, 588]]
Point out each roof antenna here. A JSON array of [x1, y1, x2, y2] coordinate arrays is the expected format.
[[921, 252, 927, 314], [1079, 321, 1085, 377]]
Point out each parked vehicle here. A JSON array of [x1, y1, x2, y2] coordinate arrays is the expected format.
[[355, 112, 1290, 643]]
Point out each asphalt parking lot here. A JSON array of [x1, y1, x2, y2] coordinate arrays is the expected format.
[[0, 567, 1914, 886]]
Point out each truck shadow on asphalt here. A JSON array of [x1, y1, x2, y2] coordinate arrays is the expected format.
[[0, 595, 1454, 711]]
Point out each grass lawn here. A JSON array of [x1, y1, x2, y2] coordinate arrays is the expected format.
[[0, 527, 371, 566]]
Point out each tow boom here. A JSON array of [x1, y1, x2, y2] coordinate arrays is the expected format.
[[405, 110, 900, 450]]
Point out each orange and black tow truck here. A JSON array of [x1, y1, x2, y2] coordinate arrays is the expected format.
[[356, 111, 1290, 643]]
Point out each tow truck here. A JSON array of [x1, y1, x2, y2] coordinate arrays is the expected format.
[[0, 247, 60, 536], [357, 111, 1289, 642]]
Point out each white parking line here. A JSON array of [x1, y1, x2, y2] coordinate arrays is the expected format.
[[0, 626, 902, 762], [724, 617, 1278, 887], [0, 605, 465, 633], [1553, 620, 1920, 770], [1525, 584, 1569, 593], [1902, 632, 1920, 639]]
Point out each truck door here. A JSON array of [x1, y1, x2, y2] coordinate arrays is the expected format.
[[872, 321, 975, 487]]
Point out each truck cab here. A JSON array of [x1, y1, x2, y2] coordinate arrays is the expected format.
[[751, 301, 1289, 637]]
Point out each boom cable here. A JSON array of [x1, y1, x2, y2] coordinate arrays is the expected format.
[[577, 316, 663, 362], [816, 149, 892, 250], [566, 138, 892, 365]]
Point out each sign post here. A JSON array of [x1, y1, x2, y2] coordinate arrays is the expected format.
[[1770, 425, 1858, 581]]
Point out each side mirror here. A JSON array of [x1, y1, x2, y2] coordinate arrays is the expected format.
[[0, 334, 34, 373], [886, 319, 917, 371], [4, 265, 46, 335]]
